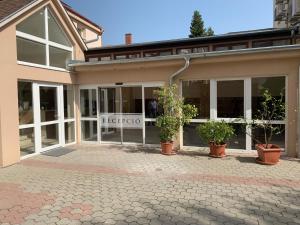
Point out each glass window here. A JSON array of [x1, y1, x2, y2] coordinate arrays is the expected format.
[[193, 47, 208, 53], [215, 46, 230, 51], [177, 49, 192, 54], [49, 46, 72, 69], [40, 86, 58, 122], [81, 121, 97, 141], [41, 124, 59, 148], [227, 124, 246, 149], [115, 55, 127, 60], [64, 85, 74, 119], [18, 81, 33, 125], [16, 9, 45, 38], [217, 80, 244, 118], [252, 125, 285, 149], [232, 44, 247, 50], [17, 37, 46, 65], [252, 77, 285, 119], [48, 10, 71, 47], [122, 87, 142, 114], [100, 56, 111, 61], [128, 53, 140, 59], [19, 128, 35, 156], [80, 90, 97, 118], [145, 122, 160, 144], [182, 81, 210, 119], [16, 7, 72, 69], [123, 129, 143, 143], [160, 51, 172, 56], [183, 123, 207, 147], [65, 122, 75, 144], [253, 39, 290, 48], [144, 87, 162, 118], [88, 57, 98, 62]]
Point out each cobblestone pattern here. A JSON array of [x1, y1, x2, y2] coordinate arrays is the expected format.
[[0, 144, 299, 225]]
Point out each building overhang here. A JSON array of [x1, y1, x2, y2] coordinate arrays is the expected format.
[[69, 44, 300, 72]]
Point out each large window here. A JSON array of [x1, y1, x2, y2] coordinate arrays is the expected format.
[[16, 7, 72, 69], [182, 77, 286, 150]]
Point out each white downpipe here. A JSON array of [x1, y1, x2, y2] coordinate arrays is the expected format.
[[169, 56, 191, 85]]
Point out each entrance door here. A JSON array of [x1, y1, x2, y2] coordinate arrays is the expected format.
[[38, 85, 62, 151], [99, 87, 122, 143]]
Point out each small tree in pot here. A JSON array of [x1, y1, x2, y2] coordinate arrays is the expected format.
[[155, 85, 197, 155], [197, 121, 235, 158], [248, 89, 285, 165]]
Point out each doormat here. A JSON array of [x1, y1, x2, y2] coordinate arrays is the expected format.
[[42, 147, 74, 157]]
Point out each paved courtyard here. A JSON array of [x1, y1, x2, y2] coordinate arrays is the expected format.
[[0, 145, 300, 225]]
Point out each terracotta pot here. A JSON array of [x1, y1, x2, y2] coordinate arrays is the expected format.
[[161, 142, 176, 155], [209, 143, 226, 158], [256, 144, 281, 165]]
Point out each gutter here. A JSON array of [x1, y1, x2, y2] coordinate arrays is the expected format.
[[85, 35, 101, 44], [169, 57, 190, 85], [69, 44, 300, 68]]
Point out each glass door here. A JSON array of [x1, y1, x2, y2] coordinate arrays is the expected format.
[[38, 84, 61, 151], [99, 87, 122, 143]]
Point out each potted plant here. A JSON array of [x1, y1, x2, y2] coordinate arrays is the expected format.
[[248, 89, 285, 165], [155, 85, 197, 155], [197, 120, 235, 158]]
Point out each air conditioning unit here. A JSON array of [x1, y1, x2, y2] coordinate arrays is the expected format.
[[292, 0, 300, 16]]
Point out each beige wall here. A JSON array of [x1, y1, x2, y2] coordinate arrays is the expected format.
[[74, 52, 300, 158], [0, 0, 84, 167]]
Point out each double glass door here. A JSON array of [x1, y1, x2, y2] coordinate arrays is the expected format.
[[99, 87, 143, 144]]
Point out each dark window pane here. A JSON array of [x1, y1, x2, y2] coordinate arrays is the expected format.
[[183, 123, 207, 147], [41, 124, 59, 148], [145, 122, 160, 144], [17, 37, 46, 65], [252, 77, 285, 120], [40, 86, 58, 122], [63, 85, 74, 119], [18, 81, 33, 125], [65, 122, 75, 144], [183, 80, 210, 119], [19, 128, 35, 156], [81, 121, 97, 141], [217, 80, 244, 118], [227, 124, 246, 150], [144, 87, 161, 118], [80, 90, 97, 118], [252, 125, 285, 149], [122, 87, 142, 114], [123, 129, 142, 143]]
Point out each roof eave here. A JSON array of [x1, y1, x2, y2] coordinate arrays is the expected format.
[[69, 44, 300, 68]]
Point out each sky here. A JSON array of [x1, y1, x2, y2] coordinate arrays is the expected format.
[[63, 0, 274, 46]]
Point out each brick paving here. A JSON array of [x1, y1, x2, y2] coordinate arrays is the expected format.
[[0, 144, 299, 225]]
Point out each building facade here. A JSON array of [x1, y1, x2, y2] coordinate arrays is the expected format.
[[0, 0, 300, 168]]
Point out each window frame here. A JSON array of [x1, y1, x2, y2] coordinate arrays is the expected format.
[[181, 76, 287, 151], [16, 7, 73, 71]]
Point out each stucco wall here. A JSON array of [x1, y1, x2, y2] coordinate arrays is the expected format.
[[0, 0, 84, 167], [74, 52, 300, 157]]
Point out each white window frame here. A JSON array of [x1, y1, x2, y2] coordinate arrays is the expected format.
[[16, 7, 73, 71], [19, 81, 77, 160], [79, 82, 164, 146], [181, 76, 287, 151]]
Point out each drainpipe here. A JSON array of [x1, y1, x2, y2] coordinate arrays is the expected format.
[[169, 56, 191, 85]]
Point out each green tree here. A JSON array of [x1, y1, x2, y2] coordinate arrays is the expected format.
[[205, 27, 214, 36], [189, 10, 214, 38]]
